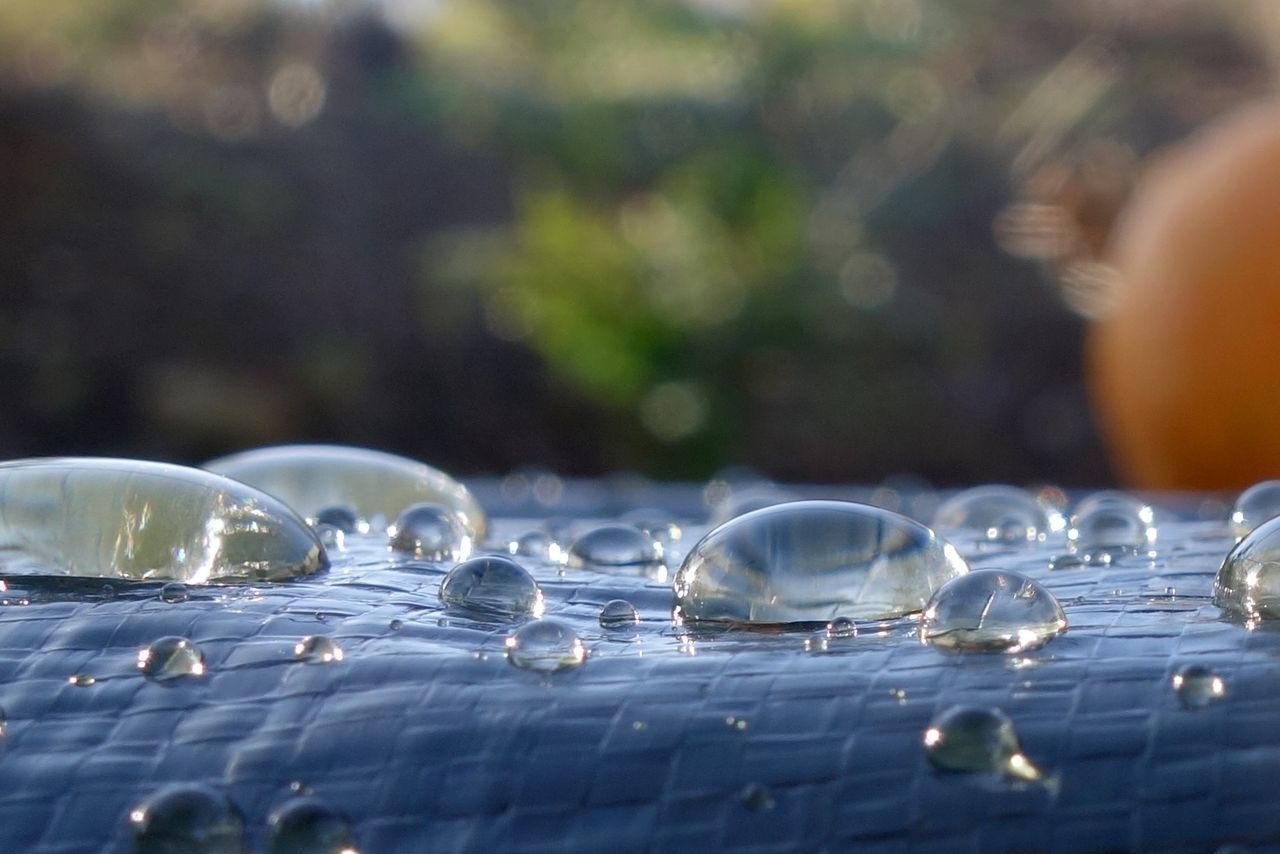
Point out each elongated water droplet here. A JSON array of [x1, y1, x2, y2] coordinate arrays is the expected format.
[[0, 458, 326, 583], [69, 674, 95, 687], [204, 444, 487, 540], [1231, 480, 1280, 538], [295, 635, 343, 664], [311, 504, 359, 534], [1067, 491, 1156, 558], [138, 637, 207, 681], [826, 617, 857, 639], [159, 582, 189, 603], [675, 500, 969, 624], [130, 783, 246, 854], [439, 556, 544, 618], [1172, 664, 1226, 708], [505, 619, 586, 674], [389, 503, 470, 562], [267, 797, 359, 854], [1215, 514, 1280, 620], [924, 705, 1040, 781], [921, 570, 1067, 653], [567, 525, 662, 569], [599, 599, 639, 629], [933, 485, 1048, 545]]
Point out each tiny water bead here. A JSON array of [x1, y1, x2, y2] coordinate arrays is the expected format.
[[267, 797, 359, 854], [1231, 480, 1280, 538], [674, 500, 969, 624], [932, 485, 1048, 545], [389, 503, 471, 562], [1067, 491, 1157, 557], [1172, 664, 1226, 708], [311, 504, 360, 534], [826, 617, 857, 639], [158, 582, 189, 603], [921, 570, 1067, 654], [566, 525, 663, 569], [0, 458, 327, 582], [69, 674, 96, 687], [1215, 514, 1280, 619], [620, 508, 683, 545], [438, 556, 544, 618], [295, 635, 344, 664], [505, 619, 587, 674], [204, 444, 488, 540], [599, 599, 640, 629], [923, 705, 1041, 781], [130, 783, 246, 854], [137, 637, 207, 681]]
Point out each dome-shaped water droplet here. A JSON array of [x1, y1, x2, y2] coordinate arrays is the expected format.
[[389, 503, 470, 562], [439, 556, 544, 618], [508, 530, 562, 563], [0, 458, 326, 583], [566, 525, 662, 569], [921, 570, 1067, 654], [204, 444, 487, 540], [295, 635, 343, 664], [1067, 491, 1157, 558], [311, 504, 359, 534], [1231, 480, 1280, 538], [267, 796, 359, 854], [137, 637, 207, 681], [924, 705, 1040, 781], [1172, 664, 1226, 708], [599, 599, 639, 629], [159, 582, 189, 604], [130, 783, 246, 854], [825, 617, 857, 639], [505, 619, 587, 674], [675, 500, 969, 624], [620, 509, 683, 545], [933, 485, 1048, 545], [314, 525, 345, 552], [1215, 514, 1280, 620]]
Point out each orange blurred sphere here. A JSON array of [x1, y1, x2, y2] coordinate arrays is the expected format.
[[1088, 102, 1280, 490]]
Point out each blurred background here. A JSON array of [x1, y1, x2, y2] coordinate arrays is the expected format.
[[1, 0, 1276, 487]]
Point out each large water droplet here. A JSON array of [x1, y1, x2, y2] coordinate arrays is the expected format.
[[159, 582, 189, 604], [0, 458, 326, 583], [137, 637, 207, 681], [933, 485, 1048, 545], [566, 525, 662, 569], [1215, 514, 1280, 619], [924, 705, 1041, 781], [1172, 664, 1226, 708], [204, 444, 487, 540], [674, 500, 969, 624], [921, 570, 1067, 653], [267, 797, 359, 854], [295, 635, 344, 664], [505, 619, 587, 674], [1231, 480, 1280, 538], [826, 617, 857, 639], [1067, 491, 1156, 558], [130, 783, 246, 854], [599, 599, 639, 629], [388, 503, 470, 562], [439, 556, 544, 618]]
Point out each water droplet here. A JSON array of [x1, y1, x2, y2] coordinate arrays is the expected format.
[[389, 503, 471, 562], [675, 500, 969, 624], [1067, 491, 1157, 558], [1215, 514, 1280, 620], [566, 525, 662, 569], [311, 504, 360, 534], [0, 458, 326, 583], [389, 619, 404, 631], [295, 635, 343, 664], [924, 705, 1041, 781], [130, 783, 245, 854], [1231, 480, 1280, 538], [314, 525, 346, 552], [921, 570, 1067, 653], [620, 508, 683, 544], [504, 619, 587, 674], [159, 582, 189, 603], [726, 715, 749, 731], [69, 674, 96, 687], [204, 444, 487, 540], [266, 796, 358, 854], [438, 556, 544, 618], [1172, 664, 1227, 708], [826, 617, 857, 639], [137, 637, 207, 681], [599, 599, 639, 629], [933, 485, 1048, 544], [509, 530, 560, 562], [739, 783, 775, 812]]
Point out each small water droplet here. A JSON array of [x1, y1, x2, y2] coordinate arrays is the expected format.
[[921, 570, 1067, 654], [69, 674, 96, 687], [389, 503, 471, 562], [890, 688, 908, 703], [267, 796, 359, 854], [631, 720, 648, 731], [826, 617, 857, 639], [130, 783, 245, 854], [599, 599, 640, 629], [566, 525, 662, 569], [1172, 664, 1227, 708], [311, 504, 359, 534], [504, 619, 586, 674], [438, 556, 543, 618], [389, 619, 404, 631], [1067, 491, 1156, 558], [725, 715, 749, 731], [159, 582, 189, 603], [620, 508, 683, 544], [288, 781, 312, 795], [933, 485, 1048, 544], [508, 530, 561, 562], [739, 782, 775, 812], [924, 705, 1041, 781], [1232, 480, 1280, 538], [314, 525, 346, 551], [1215, 514, 1280, 619], [675, 500, 969, 623], [295, 635, 343, 664], [138, 637, 207, 681], [804, 635, 830, 653]]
